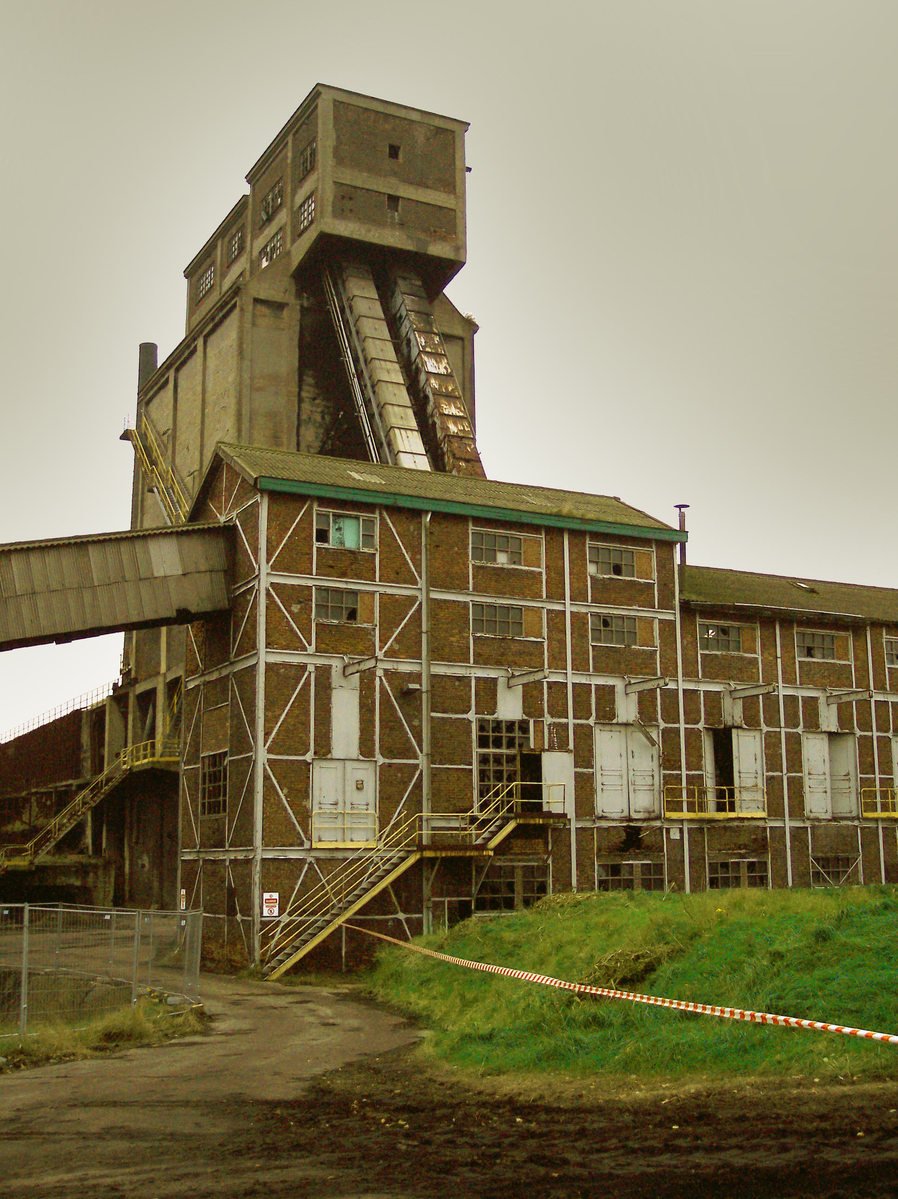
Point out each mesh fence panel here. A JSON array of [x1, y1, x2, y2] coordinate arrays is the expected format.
[[0, 903, 202, 1038]]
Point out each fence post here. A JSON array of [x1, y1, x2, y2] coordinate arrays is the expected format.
[[19, 904, 29, 1036], [130, 911, 141, 1007]]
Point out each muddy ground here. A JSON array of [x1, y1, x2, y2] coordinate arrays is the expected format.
[[3, 975, 898, 1198]]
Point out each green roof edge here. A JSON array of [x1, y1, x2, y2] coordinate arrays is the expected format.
[[255, 476, 686, 542]]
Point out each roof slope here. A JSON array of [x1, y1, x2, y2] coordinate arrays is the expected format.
[[209, 444, 681, 540], [682, 565, 898, 625]]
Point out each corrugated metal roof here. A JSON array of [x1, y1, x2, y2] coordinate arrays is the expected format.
[[682, 565, 898, 625], [207, 444, 681, 540], [0, 524, 232, 651]]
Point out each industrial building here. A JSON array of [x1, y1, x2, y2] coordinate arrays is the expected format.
[[1, 84, 897, 973]]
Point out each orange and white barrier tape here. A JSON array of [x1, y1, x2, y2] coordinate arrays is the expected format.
[[346, 924, 898, 1046]]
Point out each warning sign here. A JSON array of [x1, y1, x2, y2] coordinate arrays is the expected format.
[[179, 888, 186, 911], [262, 892, 279, 919]]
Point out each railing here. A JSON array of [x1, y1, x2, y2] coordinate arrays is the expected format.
[[0, 678, 121, 745], [0, 739, 180, 871], [125, 413, 189, 524], [262, 783, 567, 970], [861, 788, 898, 819], [663, 785, 767, 820]]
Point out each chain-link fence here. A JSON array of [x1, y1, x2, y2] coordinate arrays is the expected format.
[[0, 903, 202, 1038]]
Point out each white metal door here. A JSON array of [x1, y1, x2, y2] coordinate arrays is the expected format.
[[312, 760, 344, 843], [345, 761, 377, 841], [803, 733, 831, 817], [628, 729, 659, 817], [541, 750, 574, 814], [733, 729, 764, 813], [595, 726, 627, 817], [829, 735, 857, 816]]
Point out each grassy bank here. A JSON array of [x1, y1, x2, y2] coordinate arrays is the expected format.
[[0, 997, 206, 1072], [370, 886, 898, 1081]]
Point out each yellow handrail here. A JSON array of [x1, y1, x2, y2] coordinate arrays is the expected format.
[[663, 784, 766, 820]]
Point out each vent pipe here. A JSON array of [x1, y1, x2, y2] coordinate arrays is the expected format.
[[137, 342, 158, 391], [674, 504, 689, 567]]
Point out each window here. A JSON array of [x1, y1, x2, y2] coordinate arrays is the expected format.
[[476, 718, 530, 802], [195, 263, 214, 303], [200, 751, 227, 817], [810, 855, 859, 887], [259, 178, 284, 226], [259, 229, 283, 269], [589, 545, 635, 578], [472, 602, 524, 638], [315, 511, 376, 551], [796, 630, 836, 660], [297, 192, 316, 234], [386, 194, 401, 215], [297, 139, 317, 181], [471, 529, 523, 566], [597, 861, 665, 892], [886, 637, 898, 667], [226, 226, 244, 265], [388, 143, 401, 160], [699, 622, 744, 653], [708, 858, 768, 889], [314, 587, 359, 623], [474, 859, 547, 912], [590, 613, 637, 647]]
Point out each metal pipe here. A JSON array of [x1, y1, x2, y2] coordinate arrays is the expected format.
[[672, 545, 690, 891], [865, 625, 886, 883], [421, 512, 432, 818], [775, 621, 793, 887], [252, 493, 269, 964], [562, 530, 577, 889]]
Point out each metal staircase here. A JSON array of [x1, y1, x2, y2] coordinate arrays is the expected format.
[[123, 413, 190, 525], [261, 782, 566, 979], [0, 685, 182, 876]]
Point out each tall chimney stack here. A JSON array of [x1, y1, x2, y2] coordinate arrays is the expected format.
[[674, 504, 689, 567]]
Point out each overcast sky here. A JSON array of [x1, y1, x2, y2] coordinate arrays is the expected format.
[[1, 0, 897, 734]]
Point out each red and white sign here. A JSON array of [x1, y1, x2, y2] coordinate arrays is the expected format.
[[262, 892, 279, 919]]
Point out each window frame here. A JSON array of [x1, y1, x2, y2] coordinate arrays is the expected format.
[[258, 229, 283, 269], [314, 586, 361, 624], [596, 860, 665, 892], [707, 858, 769, 889], [471, 602, 525, 639], [885, 634, 898, 668], [297, 191, 316, 235], [199, 750, 228, 818], [315, 509, 377, 552], [296, 139, 317, 182], [699, 621, 746, 654], [588, 543, 637, 579], [590, 612, 639, 647], [195, 262, 215, 304], [795, 629, 841, 662], [259, 178, 284, 227], [225, 225, 245, 265], [470, 528, 524, 567]]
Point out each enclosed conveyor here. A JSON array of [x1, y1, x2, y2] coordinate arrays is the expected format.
[[0, 523, 231, 652]]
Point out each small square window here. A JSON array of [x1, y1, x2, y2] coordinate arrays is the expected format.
[[297, 192, 316, 234], [195, 263, 214, 304], [590, 613, 638, 647], [388, 143, 401, 160], [386, 194, 401, 215], [796, 630, 836, 660], [700, 622, 744, 653], [315, 510, 376, 550], [297, 139, 317, 182], [471, 602, 524, 638], [259, 178, 284, 227], [588, 545, 636, 578], [225, 226, 244, 265], [471, 529, 523, 566], [314, 587, 360, 623]]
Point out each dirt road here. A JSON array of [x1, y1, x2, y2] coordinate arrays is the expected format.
[[4, 975, 898, 1198]]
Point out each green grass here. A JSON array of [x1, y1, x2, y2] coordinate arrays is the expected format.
[[369, 886, 898, 1081], [0, 997, 207, 1072]]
